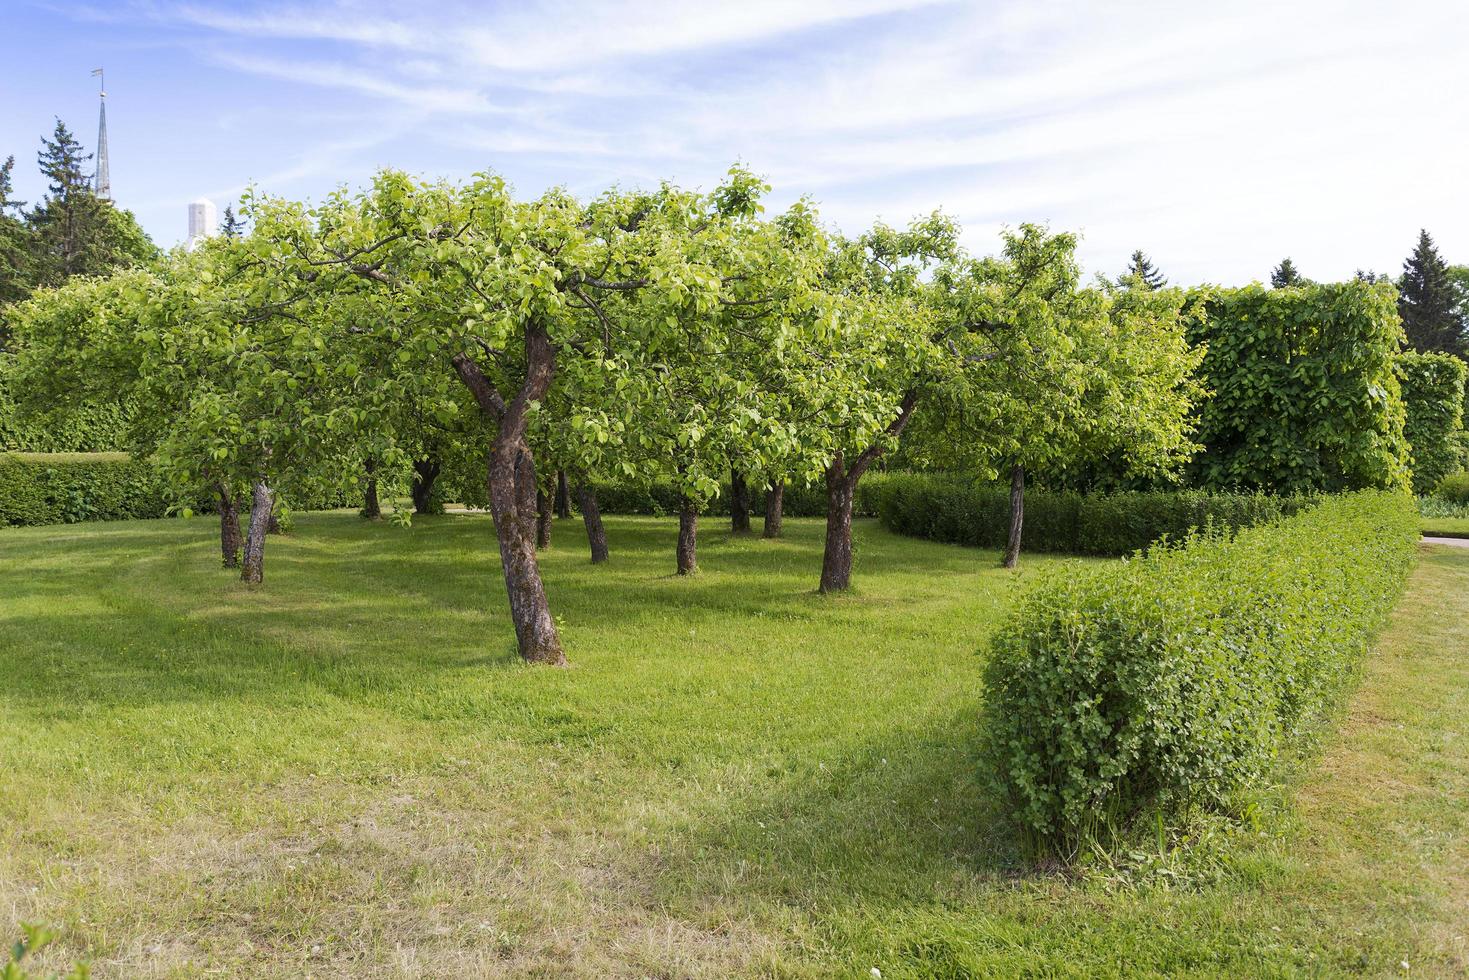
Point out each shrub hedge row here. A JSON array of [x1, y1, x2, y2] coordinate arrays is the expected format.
[[1397, 351, 1468, 495], [982, 490, 1419, 852], [0, 452, 173, 526], [870, 472, 1310, 557], [0, 370, 134, 453]]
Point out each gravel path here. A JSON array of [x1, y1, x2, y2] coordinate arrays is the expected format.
[[1422, 536, 1469, 548]]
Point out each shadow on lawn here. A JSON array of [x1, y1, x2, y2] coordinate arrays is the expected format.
[[658, 704, 1024, 913]]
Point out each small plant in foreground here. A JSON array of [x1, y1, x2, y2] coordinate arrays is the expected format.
[[4, 924, 89, 980]]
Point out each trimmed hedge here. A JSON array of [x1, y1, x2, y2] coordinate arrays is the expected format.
[[983, 490, 1419, 851], [871, 472, 1308, 557], [1397, 351, 1468, 495], [0, 369, 134, 453], [0, 452, 173, 526], [1433, 471, 1469, 506], [1186, 282, 1410, 493]]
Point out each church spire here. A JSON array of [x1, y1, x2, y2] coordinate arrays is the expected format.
[[91, 67, 110, 200]]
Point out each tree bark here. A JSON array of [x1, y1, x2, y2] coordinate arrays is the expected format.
[[361, 457, 381, 519], [555, 469, 572, 519], [536, 487, 552, 550], [216, 482, 242, 568], [730, 469, 751, 534], [762, 479, 784, 539], [574, 483, 609, 563], [818, 389, 920, 593], [452, 321, 567, 666], [411, 457, 441, 514], [241, 480, 272, 584], [677, 500, 699, 575], [820, 464, 857, 592], [1003, 464, 1025, 569]]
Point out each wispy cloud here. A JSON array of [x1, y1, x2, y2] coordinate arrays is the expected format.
[[37, 0, 1469, 280]]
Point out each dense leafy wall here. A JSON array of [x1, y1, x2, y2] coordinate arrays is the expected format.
[[0, 366, 134, 453], [1186, 282, 1410, 493], [0, 452, 173, 525], [1396, 351, 1467, 494], [983, 490, 1418, 851]]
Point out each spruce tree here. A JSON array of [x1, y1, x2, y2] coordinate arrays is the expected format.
[[221, 205, 246, 239], [1118, 249, 1166, 289], [0, 155, 33, 346], [26, 119, 155, 288], [1270, 257, 1303, 288], [1399, 229, 1465, 356]]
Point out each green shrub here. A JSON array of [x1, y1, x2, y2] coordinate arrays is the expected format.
[[870, 472, 1306, 556], [1397, 351, 1467, 494], [0, 364, 133, 453], [983, 490, 1418, 853], [1186, 282, 1410, 493], [1433, 471, 1469, 506], [0, 452, 173, 526], [582, 473, 891, 519]]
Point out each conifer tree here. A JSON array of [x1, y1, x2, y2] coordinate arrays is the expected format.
[[1270, 257, 1303, 288], [1118, 249, 1166, 289], [221, 205, 246, 239], [0, 155, 33, 345], [1399, 229, 1465, 356]]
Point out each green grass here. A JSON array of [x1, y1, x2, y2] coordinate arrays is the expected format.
[[2, 513, 1467, 977], [1421, 515, 1469, 538]]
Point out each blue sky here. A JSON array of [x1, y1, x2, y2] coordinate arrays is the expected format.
[[4, 0, 1466, 284]]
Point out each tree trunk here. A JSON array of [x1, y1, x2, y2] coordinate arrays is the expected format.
[[361, 458, 381, 519], [763, 479, 784, 539], [411, 457, 441, 514], [730, 469, 751, 534], [574, 483, 609, 563], [241, 480, 272, 584], [216, 482, 242, 568], [555, 469, 572, 518], [266, 509, 282, 535], [1003, 464, 1025, 569], [677, 501, 699, 575], [820, 464, 856, 593], [536, 487, 552, 550], [451, 322, 567, 667]]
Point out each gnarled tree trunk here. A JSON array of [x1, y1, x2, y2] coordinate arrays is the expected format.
[[555, 469, 571, 519], [574, 483, 609, 563], [677, 500, 699, 575], [1003, 464, 1025, 569], [452, 322, 567, 666], [411, 457, 441, 514], [361, 457, 381, 519], [536, 487, 552, 550], [763, 479, 784, 539], [216, 482, 242, 568], [818, 390, 919, 593], [730, 469, 751, 534], [241, 480, 272, 584]]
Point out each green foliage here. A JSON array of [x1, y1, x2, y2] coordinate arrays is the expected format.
[[582, 472, 891, 519], [4, 922, 89, 980], [0, 364, 132, 451], [983, 490, 1419, 853], [1269, 257, 1304, 288], [1432, 471, 1469, 506], [873, 472, 1305, 556], [1188, 281, 1410, 492], [1399, 229, 1465, 357], [0, 451, 172, 525], [1396, 351, 1467, 493]]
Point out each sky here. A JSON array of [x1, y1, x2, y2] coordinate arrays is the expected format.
[[3, 0, 1467, 285]]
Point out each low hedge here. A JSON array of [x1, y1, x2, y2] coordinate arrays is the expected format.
[[0, 452, 173, 526], [1, 453, 353, 528], [872, 472, 1309, 557], [1433, 471, 1469, 506], [983, 490, 1419, 852]]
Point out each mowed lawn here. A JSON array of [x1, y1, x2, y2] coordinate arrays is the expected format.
[[1, 513, 1467, 977]]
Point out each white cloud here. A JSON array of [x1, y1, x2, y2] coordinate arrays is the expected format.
[[74, 0, 1469, 279]]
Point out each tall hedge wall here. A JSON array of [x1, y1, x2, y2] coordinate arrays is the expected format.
[[1186, 282, 1410, 493], [1397, 351, 1467, 494], [0, 365, 134, 453], [983, 490, 1418, 851]]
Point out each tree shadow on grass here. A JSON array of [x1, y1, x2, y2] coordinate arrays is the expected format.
[[655, 704, 1026, 919]]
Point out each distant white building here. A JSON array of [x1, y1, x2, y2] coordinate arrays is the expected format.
[[187, 198, 217, 249]]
